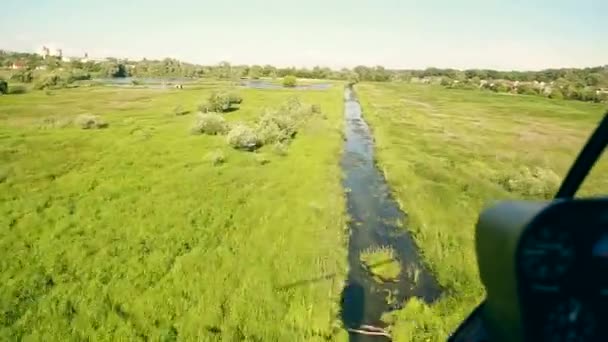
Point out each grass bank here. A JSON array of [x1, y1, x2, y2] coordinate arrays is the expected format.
[[0, 83, 348, 340], [356, 82, 607, 340]]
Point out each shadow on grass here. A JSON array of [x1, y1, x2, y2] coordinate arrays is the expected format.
[[223, 107, 240, 113]]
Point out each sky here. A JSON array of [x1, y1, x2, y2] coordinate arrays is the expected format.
[[1, 0, 606, 70]]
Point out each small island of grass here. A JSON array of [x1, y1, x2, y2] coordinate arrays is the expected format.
[[360, 246, 401, 283]]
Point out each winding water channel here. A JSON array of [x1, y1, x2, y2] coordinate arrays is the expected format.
[[340, 86, 441, 341]]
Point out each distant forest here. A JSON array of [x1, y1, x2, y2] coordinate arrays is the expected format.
[[1, 50, 607, 102]]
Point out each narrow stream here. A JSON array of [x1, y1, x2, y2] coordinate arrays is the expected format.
[[340, 86, 441, 341]]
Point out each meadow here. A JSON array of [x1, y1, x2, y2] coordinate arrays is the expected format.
[[0, 83, 349, 341], [355, 82, 608, 341]]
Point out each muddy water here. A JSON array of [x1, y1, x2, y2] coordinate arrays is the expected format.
[[340, 86, 441, 341]]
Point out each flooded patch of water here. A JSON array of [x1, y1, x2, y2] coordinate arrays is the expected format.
[[240, 79, 332, 90], [340, 86, 441, 341]]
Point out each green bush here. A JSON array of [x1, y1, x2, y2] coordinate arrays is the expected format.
[[65, 70, 91, 83], [190, 113, 229, 135], [8, 85, 27, 94], [283, 75, 297, 88], [227, 92, 243, 104], [255, 111, 297, 144], [10, 70, 33, 83], [0, 80, 7, 94], [33, 74, 63, 90], [75, 114, 108, 129], [548, 88, 564, 100], [491, 83, 510, 93], [199, 91, 243, 113], [227, 124, 260, 150], [516, 84, 538, 96]]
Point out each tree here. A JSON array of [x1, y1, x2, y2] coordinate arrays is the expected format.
[[248, 65, 262, 79], [516, 84, 539, 95], [100, 63, 128, 77], [585, 73, 602, 86], [354, 65, 372, 81], [10, 69, 33, 83], [548, 88, 564, 100], [283, 75, 297, 87]]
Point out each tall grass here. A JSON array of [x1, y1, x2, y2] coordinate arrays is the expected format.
[[0, 82, 348, 341], [357, 82, 608, 340]]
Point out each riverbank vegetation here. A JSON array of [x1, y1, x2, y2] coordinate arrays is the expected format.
[[0, 83, 348, 340], [356, 82, 608, 340]]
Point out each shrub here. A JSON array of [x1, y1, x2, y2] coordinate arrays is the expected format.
[[256, 116, 287, 144], [75, 114, 108, 129], [0, 80, 7, 94], [10, 70, 33, 83], [283, 75, 297, 88], [190, 113, 228, 135], [206, 149, 226, 166], [493, 83, 510, 93], [311, 104, 321, 114], [548, 88, 564, 100], [516, 84, 538, 96], [65, 70, 91, 83], [227, 124, 260, 150], [8, 85, 27, 94], [227, 92, 243, 104], [199, 91, 243, 113], [255, 111, 296, 144], [34, 74, 63, 90]]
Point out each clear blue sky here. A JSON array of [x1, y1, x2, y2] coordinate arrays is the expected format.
[[1, 0, 606, 70]]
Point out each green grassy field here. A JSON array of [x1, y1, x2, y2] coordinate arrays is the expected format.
[[355, 82, 608, 341], [0, 84, 349, 341]]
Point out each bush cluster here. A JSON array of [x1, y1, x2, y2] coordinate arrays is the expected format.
[[191, 96, 321, 153], [31, 71, 91, 90], [226, 124, 261, 150], [33, 74, 63, 90], [283, 75, 297, 88], [199, 91, 243, 113], [190, 113, 229, 135]]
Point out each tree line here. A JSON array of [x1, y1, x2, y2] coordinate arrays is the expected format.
[[1, 50, 606, 102]]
